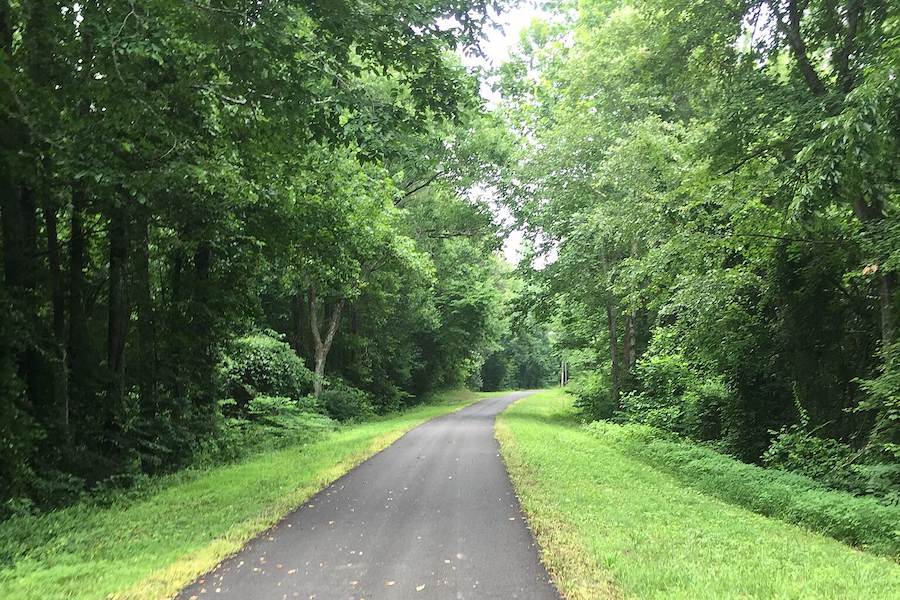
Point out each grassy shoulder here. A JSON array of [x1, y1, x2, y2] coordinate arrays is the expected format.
[[0, 389, 491, 600], [496, 389, 900, 600]]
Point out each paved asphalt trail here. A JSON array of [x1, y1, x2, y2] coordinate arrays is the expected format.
[[175, 391, 559, 600]]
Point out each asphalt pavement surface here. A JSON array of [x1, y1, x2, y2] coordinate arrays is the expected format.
[[175, 391, 560, 600]]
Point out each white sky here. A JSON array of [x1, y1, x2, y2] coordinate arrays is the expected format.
[[459, 2, 546, 264], [461, 2, 546, 106]]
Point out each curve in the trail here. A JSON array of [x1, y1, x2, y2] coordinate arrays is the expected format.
[[175, 391, 560, 600]]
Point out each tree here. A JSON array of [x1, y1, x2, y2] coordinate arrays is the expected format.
[[490, 0, 898, 492]]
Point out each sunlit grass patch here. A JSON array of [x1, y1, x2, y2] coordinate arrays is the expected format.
[[497, 389, 900, 600]]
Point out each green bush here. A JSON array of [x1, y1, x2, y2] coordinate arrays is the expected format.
[[620, 353, 696, 432], [320, 381, 375, 422], [200, 396, 335, 463], [587, 421, 900, 557], [569, 370, 616, 420], [764, 425, 900, 502], [857, 341, 900, 462], [682, 378, 730, 441], [763, 425, 863, 487], [622, 352, 735, 443], [220, 332, 314, 407]]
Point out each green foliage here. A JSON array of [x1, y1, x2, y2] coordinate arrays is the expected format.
[[220, 334, 314, 406], [763, 425, 866, 494], [319, 381, 375, 422], [682, 377, 733, 443], [499, 390, 900, 599], [569, 371, 616, 421], [618, 352, 734, 443], [588, 420, 900, 557], [199, 396, 334, 465], [480, 292, 556, 392], [0, 0, 506, 513], [491, 0, 899, 498], [0, 390, 484, 600], [620, 354, 697, 432], [858, 342, 900, 463]]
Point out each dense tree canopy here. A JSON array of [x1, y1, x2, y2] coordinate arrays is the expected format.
[[493, 0, 898, 500], [0, 0, 530, 512], [2, 0, 896, 516]]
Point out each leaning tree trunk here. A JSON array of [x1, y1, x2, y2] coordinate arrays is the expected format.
[[308, 286, 345, 398]]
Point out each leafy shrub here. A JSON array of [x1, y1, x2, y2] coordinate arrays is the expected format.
[[857, 341, 900, 463], [587, 421, 900, 557], [621, 353, 696, 432], [763, 425, 865, 490], [854, 462, 900, 505], [200, 396, 334, 463], [682, 378, 730, 441], [622, 352, 734, 442], [320, 381, 375, 422], [569, 370, 616, 420], [763, 427, 900, 502], [220, 332, 314, 407]]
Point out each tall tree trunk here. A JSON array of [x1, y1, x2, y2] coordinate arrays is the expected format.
[[308, 286, 345, 398], [21, 188, 40, 409], [2, 185, 41, 412], [881, 272, 896, 347], [291, 291, 306, 356], [600, 243, 620, 404], [1, 184, 26, 288], [133, 212, 158, 411], [606, 302, 620, 403], [67, 186, 88, 428], [107, 205, 129, 411], [166, 249, 187, 400], [624, 311, 636, 371], [853, 198, 895, 348], [191, 240, 216, 409], [45, 203, 69, 429], [624, 238, 638, 373]]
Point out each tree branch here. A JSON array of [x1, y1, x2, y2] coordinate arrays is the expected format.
[[769, 0, 827, 95], [718, 144, 774, 176], [834, 0, 862, 92], [418, 227, 482, 239], [397, 171, 442, 205]]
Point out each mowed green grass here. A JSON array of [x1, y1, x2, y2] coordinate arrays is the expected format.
[[0, 389, 493, 600], [496, 389, 900, 600]]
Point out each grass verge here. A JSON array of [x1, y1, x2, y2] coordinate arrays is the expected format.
[[0, 389, 489, 600], [585, 421, 900, 557], [496, 389, 900, 600]]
